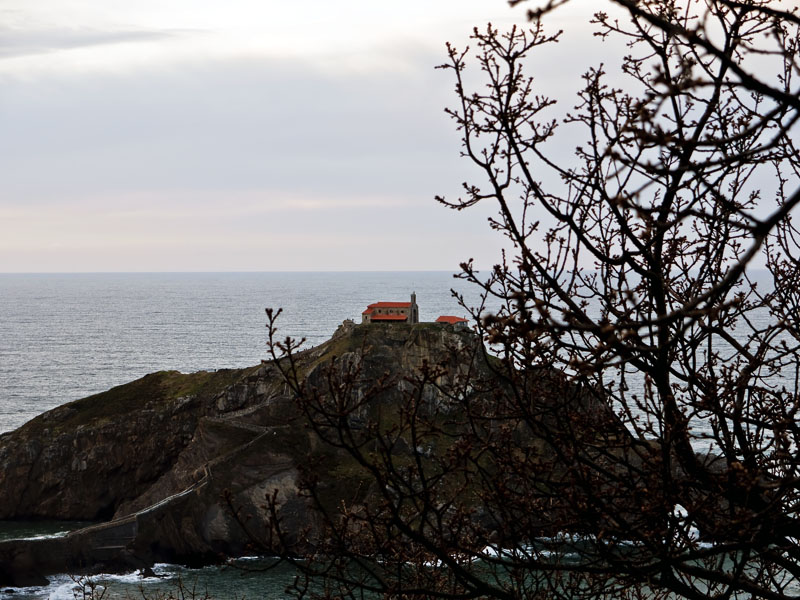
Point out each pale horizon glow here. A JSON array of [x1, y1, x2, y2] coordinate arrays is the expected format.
[[0, 0, 609, 273]]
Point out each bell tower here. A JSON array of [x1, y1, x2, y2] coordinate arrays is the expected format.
[[410, 292, 419, 323]]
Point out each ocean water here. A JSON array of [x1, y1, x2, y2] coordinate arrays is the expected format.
[[4, 558, 304, 600], [0, 271, 483, 435]]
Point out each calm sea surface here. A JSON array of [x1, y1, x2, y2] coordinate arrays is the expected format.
[[0, 271, 485, 436]]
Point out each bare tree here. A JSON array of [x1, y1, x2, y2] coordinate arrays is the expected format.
[[261, 1, 800, 598]]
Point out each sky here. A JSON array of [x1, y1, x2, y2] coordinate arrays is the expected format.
[[0, 0, 603, 272]]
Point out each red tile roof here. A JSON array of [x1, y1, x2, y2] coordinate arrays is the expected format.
[[436, 315, 468, 324], [367, 302, 412, 308], [370, 314, 408, 321], [362, 307, 374, 315]]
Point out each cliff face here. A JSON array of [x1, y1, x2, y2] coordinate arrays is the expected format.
[[114, 321, 489, 559], [0, 321, 499, 581], [0, 368, 261, 521]]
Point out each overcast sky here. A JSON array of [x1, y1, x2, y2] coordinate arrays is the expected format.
[[0, 0, 604, 272]]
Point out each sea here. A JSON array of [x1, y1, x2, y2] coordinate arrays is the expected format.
[[0, 271, 486, 599]]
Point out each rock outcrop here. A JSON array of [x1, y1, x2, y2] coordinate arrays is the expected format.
[[0, 321, 512, 584], [0, 319, 639, 588], [0, 368, 255, 521]]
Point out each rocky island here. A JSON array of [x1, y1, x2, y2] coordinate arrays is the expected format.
[[0, 322, 486, 585], [0, 320, 625, 587]]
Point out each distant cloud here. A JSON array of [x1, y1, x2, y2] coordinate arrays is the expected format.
[[0, 0, 549, 272], [0, 50, 465, 199], [0, 27, 186, 59]]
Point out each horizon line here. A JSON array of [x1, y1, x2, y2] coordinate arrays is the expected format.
[[0, 269, 472, 275]]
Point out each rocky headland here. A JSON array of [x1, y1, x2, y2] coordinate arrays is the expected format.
[[0, 320, 629, 587], [0, 322, 501, 585]]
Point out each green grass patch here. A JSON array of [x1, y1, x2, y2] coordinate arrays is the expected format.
[[25, 368, 252, 435]]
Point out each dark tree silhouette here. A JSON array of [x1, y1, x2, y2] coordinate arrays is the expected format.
[[262, 1, 800, 598]]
